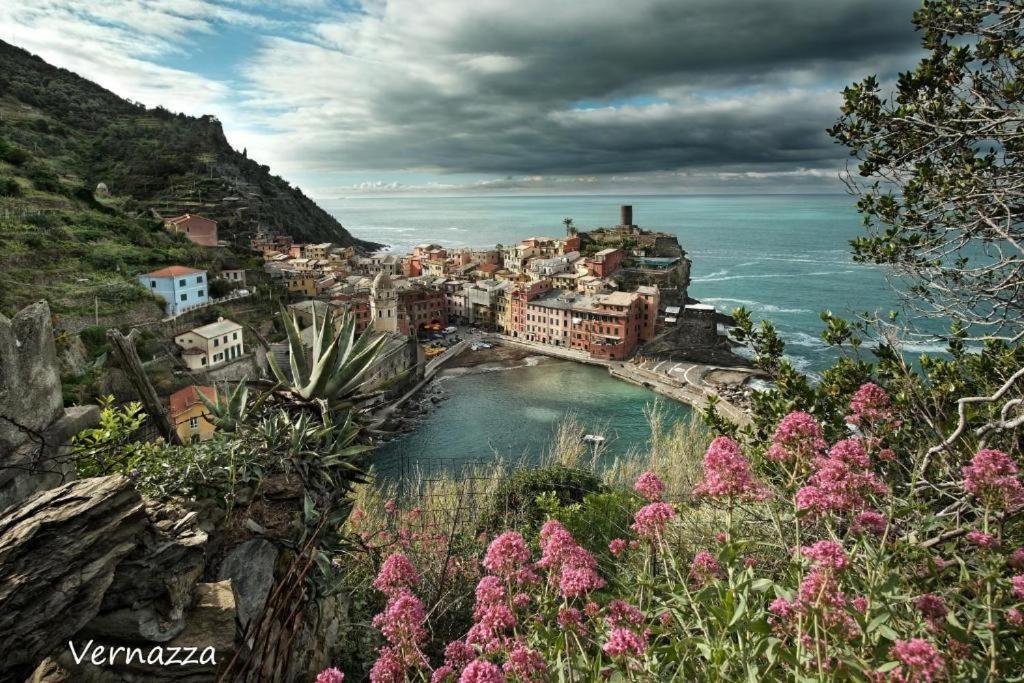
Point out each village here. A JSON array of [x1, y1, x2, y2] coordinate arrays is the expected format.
[[144, 205, 755, 444]]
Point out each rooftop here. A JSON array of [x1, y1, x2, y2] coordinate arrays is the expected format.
[[169, 385, 216, 417], [143, 265, 205, 278], [189, 317, 243, 338], [598, 291, 639, 308]]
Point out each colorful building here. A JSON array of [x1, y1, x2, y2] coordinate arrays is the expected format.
[[170, 385, 217, 443], [164, 214, 218, 247], [174, 318, 244, 370], [139, 266, 209, 316]]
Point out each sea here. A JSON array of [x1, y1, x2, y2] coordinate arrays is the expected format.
[[320, 194, 939, 466]]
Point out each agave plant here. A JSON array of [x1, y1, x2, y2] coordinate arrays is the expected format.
[[268, 304, 392, 409], [197, 378, 272, 432]]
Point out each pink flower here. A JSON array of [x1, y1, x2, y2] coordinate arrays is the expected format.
[[584, 601, 600, 618], [800, 540, 849, 571], [767, 411, 826, 464], [915, 594, 947, 621], [606, 600, 645, 627], [689, 551, 722, 584], [384, 499, 398, 513], [557, 607, 584, 630], [444, 641, 476, 669], [1008, 608, 1024, 627], [847, 383, 895, 426], [1008, 547, 1024, 569], [371, 590, 427, 649], [966, 530, 999, 549], [694, 436, 769, 502], [373, 553, 420, 596], [853, 510, 888, 536], [512, 592, 531, 609], [369, 647, 405, 683], [559, 566, 606, 598], [317, 668, 345, 683], [852, 597, 868, 613], [631, 502, 676, 539], [608, 538, 627, 556], [459, 659, 505, 683], [635, 471, 666, 501], [602, 627, 647, 658], [503, 643, 547, 682], [769, 597, 796, 621], [475, 576, 506, 606], [1012, 575, 1024, 599], [483, 532, 532, 577], [432, 666, 456, 683], [962, 449, 1024, 510], [890, 638, 944, 683], [796, 438, 887, 517]]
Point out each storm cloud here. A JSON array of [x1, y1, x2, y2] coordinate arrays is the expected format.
[[1, 0, 925, 193]]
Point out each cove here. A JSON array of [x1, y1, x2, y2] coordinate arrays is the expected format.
[[372, 357, 692, 475]]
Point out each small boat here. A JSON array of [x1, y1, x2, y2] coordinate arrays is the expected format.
[[582, 434, 605, 444]]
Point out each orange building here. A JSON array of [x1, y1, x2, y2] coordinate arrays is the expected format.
[[170, 385, 217, 443], [164, 214, 218, 247]]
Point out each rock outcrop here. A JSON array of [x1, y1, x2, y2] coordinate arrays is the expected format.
[[0, 475, 147, 681]]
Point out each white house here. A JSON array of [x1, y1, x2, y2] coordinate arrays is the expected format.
[[174, 318, 244, 370]]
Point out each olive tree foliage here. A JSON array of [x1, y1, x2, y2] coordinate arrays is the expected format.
[[829, 0, 1024, 342]]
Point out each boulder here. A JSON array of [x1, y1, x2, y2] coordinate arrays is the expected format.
[[82, 500, 208, 642], [0, 475, 146, 682], [218, 539, 278, 628]]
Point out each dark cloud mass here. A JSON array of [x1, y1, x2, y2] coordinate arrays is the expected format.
[[238, 0, 923, 189]]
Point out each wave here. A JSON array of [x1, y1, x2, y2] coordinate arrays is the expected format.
[[702, 297, 811, 315], [693, 270, 854, 283], [781, 331, 828, 349]]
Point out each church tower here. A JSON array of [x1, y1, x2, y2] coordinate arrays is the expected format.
[[371, 270, 398, 334]]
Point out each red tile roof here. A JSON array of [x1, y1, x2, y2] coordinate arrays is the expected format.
[[144, 266, 205, 278], [169, 385, 216, 417], [477, 263, 499, 273]]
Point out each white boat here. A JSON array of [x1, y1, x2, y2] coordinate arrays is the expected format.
[[582, 434, 605, 444]]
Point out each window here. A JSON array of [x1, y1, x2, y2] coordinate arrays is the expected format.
[[214, 339, 219, 347], [232, 332, 238, 340], [197, 289, 204, 297], [180, 293, 187, 302], [150, 280, 156, 288], [197, 275, 204, 283], [189, 416, 199, 430], [179, 279, 186, 287]]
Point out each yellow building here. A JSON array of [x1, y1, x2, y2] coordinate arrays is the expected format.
[[286, 272, 317, 297], [170, 385, 217, 443]]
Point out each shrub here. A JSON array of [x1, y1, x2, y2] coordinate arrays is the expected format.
[[0, 137, 28, 165], [79, 325, 110, 358], [479, 465, 604, 533], [0, 176, 20, 196]]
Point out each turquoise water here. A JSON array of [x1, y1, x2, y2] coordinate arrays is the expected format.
[[373, 359, 690, 470], [324, 194, 936, 466]]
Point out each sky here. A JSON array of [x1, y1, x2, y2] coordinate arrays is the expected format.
[[0, 0, 924, 198]]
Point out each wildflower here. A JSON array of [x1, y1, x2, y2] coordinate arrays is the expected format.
[[503, 643, 547, 682], [557, 607, 584, 630], [796, 439, 887, 517], [694, 436, 769, 502], [847, 383, 895, 427], [631, 502, 676, 539], [608, 538, 627, 556], [659, 611, 673, 627], [1009, 547, 1024, 569], [602, 627, 647, 658], [475, 576, 505, 607], [915, 594, 947, 622], [483, 532, 532, 578], [634, 471, 666, 501], [852, 597, 868, 613], [1012, 575, 1024, 600], [767, 411, 826, 464], [714, 531, 728, 544], [890, 639, 944, 683], [384, 499, 398, 513], [559, 565, 606, 598], [432, 666, 455, 683], [769, 597, 796, 621], [962, 449, 1024, 510], [606, 600, 645, 627], [373, 553, 420, 596], [1008, 608, 1024, 627], [369, 647, 404, 683], [317, 668, 345, 683], [800, 540, 849, 571], [512, 592, 531, 609], [852, 510, 888, 536], [966, 530, 999, 549], [689, 551, 722, 584], [371, 590, 428, 649], [444, 641, 476, 669], [459, 659, 505, 683]]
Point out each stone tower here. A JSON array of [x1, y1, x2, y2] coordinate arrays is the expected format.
[[370, 270, 398, 333]]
